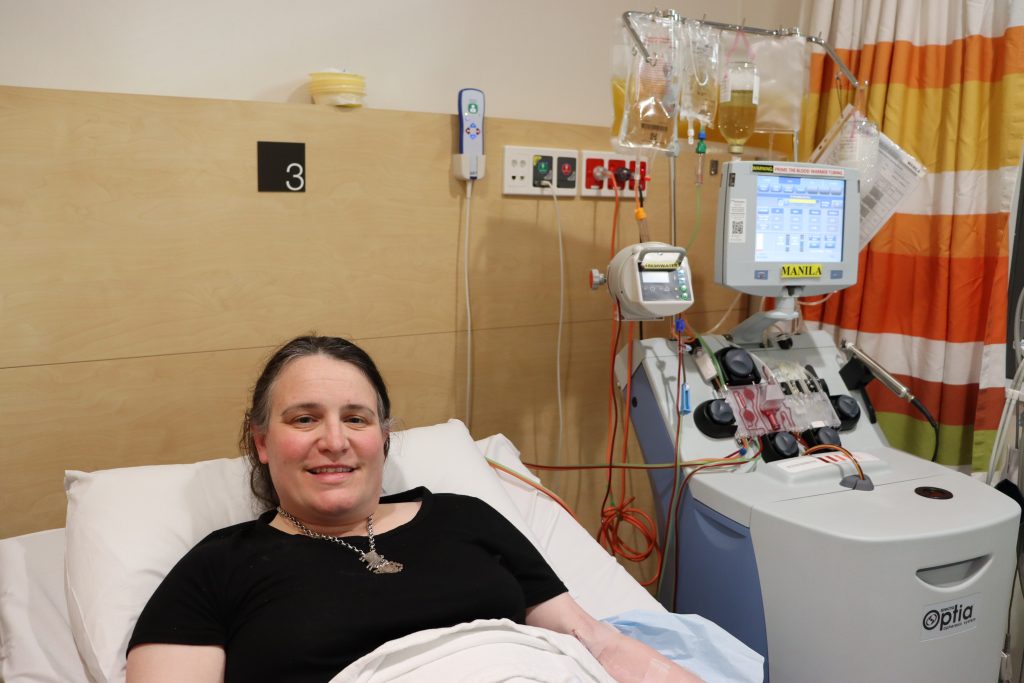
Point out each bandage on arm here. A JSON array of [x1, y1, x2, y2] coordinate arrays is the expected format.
[[525, 593, 704, 683]]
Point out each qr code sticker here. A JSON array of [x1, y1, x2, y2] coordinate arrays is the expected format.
[[728, 199, 747, 243]]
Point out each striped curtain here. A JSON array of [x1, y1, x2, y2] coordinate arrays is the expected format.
[[798, 0, 1024, 469]]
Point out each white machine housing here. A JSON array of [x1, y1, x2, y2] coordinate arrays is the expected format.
[[607, 242, 694, 321], [691, 446, 1018, 682], [615, 332, 1021, 681]]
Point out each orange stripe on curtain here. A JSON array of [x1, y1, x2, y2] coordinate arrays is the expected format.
[[868, 381, 1003, 430], [870, 213, 1011, 259], [801, 251, 1008, 344], [808, 26, 1024, 93]]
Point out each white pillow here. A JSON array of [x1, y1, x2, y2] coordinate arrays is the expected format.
[[64, 420, 534, 683], [64, 457, 254, 683]]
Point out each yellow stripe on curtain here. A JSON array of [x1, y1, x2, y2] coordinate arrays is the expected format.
[[876, 413, 993, 465], [875, 79, 1024, 173]]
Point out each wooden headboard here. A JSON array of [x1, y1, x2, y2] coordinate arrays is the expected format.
[[0, 85, 744, 579]]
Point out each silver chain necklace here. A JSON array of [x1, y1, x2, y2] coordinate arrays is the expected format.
[[276, 507, 404, 574]]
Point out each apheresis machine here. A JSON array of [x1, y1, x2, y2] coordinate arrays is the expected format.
[[605, 161, 1020, 682]]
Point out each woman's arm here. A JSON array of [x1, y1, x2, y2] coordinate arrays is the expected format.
[[526, 593, 704, 683], [126, 643, 225, 683]]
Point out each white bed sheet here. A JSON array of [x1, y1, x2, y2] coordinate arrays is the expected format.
[[0, 527, 85, 683], [0, 433, 660, 683], [330, 618, 615, 683]]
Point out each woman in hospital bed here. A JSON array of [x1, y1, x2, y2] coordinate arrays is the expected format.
[[124, 335, 704, 683]]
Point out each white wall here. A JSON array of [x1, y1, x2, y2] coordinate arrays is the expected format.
[[0, 0, 800, 126]]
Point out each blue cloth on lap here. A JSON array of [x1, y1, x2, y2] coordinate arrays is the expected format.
[[602, 609, 764, 683]]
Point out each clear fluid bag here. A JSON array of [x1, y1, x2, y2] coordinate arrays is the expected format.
[[679, 20, 720, 143]]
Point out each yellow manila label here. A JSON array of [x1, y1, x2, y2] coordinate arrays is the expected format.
[[780, 264, 823, 279]]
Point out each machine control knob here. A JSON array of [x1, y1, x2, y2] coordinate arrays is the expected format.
[[802, 425, 842, 448], [816, 426, 842, 445], [589, 269, 607, 290], [706, 399, 735, 425], [715, 347, 761, 385], [762, 431, 799, 462], [831, 394, 861, 431], [693, 399, 737, 439]]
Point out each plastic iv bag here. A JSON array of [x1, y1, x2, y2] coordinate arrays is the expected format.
[[838, 113, 880, 189], [809, 104, 881, 190], [616, 13, 683, 153], [719, 59, 759, 154], [717, 30, 759, 155], [679, 21, 720, 143], [733, 32, 809, 134]]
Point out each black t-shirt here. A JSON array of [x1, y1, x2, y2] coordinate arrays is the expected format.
[[128, 487, 567, 683]]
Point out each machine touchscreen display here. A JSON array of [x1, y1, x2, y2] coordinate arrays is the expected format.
[[754, 175, 846, 264]]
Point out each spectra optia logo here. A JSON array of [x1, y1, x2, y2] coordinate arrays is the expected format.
[[923, 600, 976, 633]]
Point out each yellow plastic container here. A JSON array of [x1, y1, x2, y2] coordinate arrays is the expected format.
[[309, 71, 366, 107]]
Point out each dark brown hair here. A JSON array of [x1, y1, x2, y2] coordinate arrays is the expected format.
[[240, 335, 392, 510]]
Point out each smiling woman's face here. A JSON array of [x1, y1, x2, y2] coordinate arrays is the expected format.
[[252, 353, 387, 530]]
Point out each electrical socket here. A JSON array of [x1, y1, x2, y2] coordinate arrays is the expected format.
[[580, 150, 650, 198], [503, 146, 578, 197]]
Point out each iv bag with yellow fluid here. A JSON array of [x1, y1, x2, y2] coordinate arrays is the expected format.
[[616, 14, 683, 153], [718, 60, 759, 155]]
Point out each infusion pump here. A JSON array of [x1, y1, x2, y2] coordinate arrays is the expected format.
[[601, 242, 694, 321]]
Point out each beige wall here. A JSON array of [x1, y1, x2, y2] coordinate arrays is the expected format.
[[0, 1, 802, 125], [0, 85, 750, 584]]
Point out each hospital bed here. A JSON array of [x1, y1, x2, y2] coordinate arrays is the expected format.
[[0, 420, 761, 683]]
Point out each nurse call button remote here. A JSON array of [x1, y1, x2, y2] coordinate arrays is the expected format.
[[458, 88, 485, 157]]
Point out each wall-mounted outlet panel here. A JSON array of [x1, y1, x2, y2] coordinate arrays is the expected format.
[[503, 146, 578, 197], [580, 150, 650, 198]]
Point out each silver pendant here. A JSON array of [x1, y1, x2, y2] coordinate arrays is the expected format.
[[361, 550, 403, 574]]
